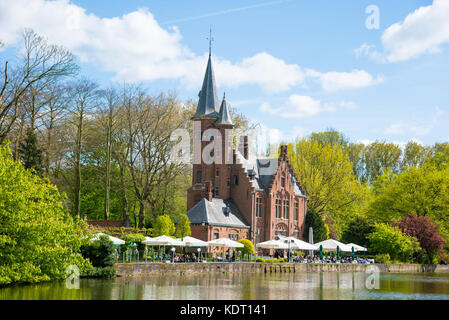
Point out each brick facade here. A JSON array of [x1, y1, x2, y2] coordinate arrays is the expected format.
[[186, 54, 307, 253]]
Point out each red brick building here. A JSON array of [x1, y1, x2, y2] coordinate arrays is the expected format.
[[186, 53, 307, 252]]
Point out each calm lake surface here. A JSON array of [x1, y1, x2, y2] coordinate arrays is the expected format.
[[2, 272, 449, 300]]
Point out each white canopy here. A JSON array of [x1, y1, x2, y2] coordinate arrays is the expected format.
[[208, 238, 244, 248], [346, 243, 368, 252], [178, 236, 208, 247], [277, 236, 317, 251], [314, 239, 352, 252], [142, 235, 184, 246], [90, 232, 125, 245], [256, 239, 290, 249], [142, 236, 153, 244]]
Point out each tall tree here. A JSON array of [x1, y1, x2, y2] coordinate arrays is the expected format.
[[0, 29, 78, 143], [18, 127, 43, 175], [66, 79, 99, 218], [288, 137, 367, 235], [369, 166, 449, 235], [401, 141, 431, 169], [363, 142, 402, 182]]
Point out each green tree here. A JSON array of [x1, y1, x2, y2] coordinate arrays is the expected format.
[[152, 214, 175, 237], [175, 214, 191, 238], [288, 138, 367, 236], [340, 216, 374, 248], [18, 127, 44, 175], [401, 141, 431, 169], [367, 223, 421, 262], [0, 144, 91, 285], [426, 143, 449, 170], [309, 129, 349, 148], [363, 142, 402, 182], [369, 166, 449, 235], [303, 209, 329, 242]]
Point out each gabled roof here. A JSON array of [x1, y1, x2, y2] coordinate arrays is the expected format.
[[192, 54, 219, 118], [186, 198, 250, 228], [216, 93, 233, 125], [234, 150, 306, 197]]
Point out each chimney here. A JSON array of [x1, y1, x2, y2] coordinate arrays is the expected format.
[[244, 136, 249, 160], [280, 145, 287, 160], [205, 181, 213, 202]]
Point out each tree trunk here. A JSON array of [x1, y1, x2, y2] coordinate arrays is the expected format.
[[74, 108, 83, 218], [118, 157, 129, 221], [138, 200, 145, 228], [104, 110, 112, 220]]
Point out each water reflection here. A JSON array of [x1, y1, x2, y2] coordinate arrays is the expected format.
[[1, 272, 449, 300]]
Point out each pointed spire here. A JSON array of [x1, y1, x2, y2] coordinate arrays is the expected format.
[[193, 53, 219, 118], [217, 92, 233, 126]]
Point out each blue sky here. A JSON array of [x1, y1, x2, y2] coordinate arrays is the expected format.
[[0, 0, 448, 147]]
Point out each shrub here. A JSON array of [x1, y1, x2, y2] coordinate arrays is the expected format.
[[152, 215, 175, 237], [368, 223, 421, 262], [236, 239, 255, 256], [175, 214, 191, 238], [375, 253, 391, 264], [122, 233, 145, 245], [80, 235, 115, 268], [393, 213, 445, 264], [84, 266, 116, 278]]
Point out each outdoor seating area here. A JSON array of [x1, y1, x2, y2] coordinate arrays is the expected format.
[[91, 232, 372, 264]]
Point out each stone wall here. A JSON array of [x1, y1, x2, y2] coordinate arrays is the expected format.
[[114, 262, 449, 277]]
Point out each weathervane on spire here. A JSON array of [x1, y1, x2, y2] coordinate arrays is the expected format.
[[207, 27, 214, 56]]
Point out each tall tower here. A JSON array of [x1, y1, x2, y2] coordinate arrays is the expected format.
[[187, 52, 234, 210]]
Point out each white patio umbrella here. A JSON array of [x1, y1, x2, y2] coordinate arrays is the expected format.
[[208, 238, 244, 248], [90, 232, 125, 245], [346, 243, 368, 252], [314, 239, 352, 252], [141, 235, 184, 263], [178, 236, 208, 247], [208, 238, 244, 262], [280, 236, 317, 251], [142, 235, 184, 246], [256, 239, 290, 249]]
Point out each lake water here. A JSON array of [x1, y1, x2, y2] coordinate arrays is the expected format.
[[1, 272, 449, 300]]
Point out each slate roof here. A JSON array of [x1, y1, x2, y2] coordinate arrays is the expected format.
[[234, 151, 306, 197], [193, 54, 219, 118], [216, 93, 233, 125], [186, 198, 250, 228]]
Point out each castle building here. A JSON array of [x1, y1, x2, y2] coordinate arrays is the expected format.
[[186, 52, 307, 251]]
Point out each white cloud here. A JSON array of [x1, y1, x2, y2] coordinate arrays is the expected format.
[[259, 95, 335, 118], [356, 139, 374, 146], [339, 100, 358, 110], [385, 107, 444, 137], [259, 95, 359, 119], [357, 0, 449, 62], [0, 0, 381, 93], [356, 138, 423, 149], [307, 69, 384, 92], [354, 43, 385, 62]]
